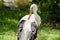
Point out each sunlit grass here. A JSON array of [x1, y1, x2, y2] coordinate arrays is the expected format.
[[37, 31, 60, 40], [36, 26, 60, 40], [0, 33, 17, 40], [0, 26, 60, 40]]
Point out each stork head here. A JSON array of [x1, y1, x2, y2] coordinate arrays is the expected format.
[[30, 4, 38, 12], [28, 4, 38, 20]]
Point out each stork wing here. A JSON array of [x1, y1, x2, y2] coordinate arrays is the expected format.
[[17, 20, 25, 40], [29, 22, 38, 40], [17, 15, 29, 27], [17, 15, 29, 40]]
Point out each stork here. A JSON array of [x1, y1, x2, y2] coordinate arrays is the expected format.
[[17, 4, 41, 40]]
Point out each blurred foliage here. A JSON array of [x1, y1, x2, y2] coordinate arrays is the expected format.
[[12, 0, 29, 7], [2, 0, 32, 9], [33, 0, 60, 22], [32, 0, 60, 28], [0, 0, 60, 27]]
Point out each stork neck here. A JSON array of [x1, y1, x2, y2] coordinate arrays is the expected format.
[[33, 11, 37, 15], [33, 11, 38, 19], [33, 12, 38, 26]]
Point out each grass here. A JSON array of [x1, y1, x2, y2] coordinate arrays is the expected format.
[[0, 1, 60, 40], [36, 25, 60, 40]]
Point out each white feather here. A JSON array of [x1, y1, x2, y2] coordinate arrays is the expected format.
[[20, 20, 31, 40]]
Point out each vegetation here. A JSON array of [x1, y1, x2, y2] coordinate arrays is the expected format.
[[0, 0, 60, 40], [33, 0, 60, 27]]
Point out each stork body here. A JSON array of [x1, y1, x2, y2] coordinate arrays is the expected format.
[[17, 4, 41, 40], [18, 20, 31, 40], [20, 13, 41, 26]]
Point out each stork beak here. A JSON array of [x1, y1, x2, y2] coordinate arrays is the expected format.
[[28, 9, 33, 20]]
